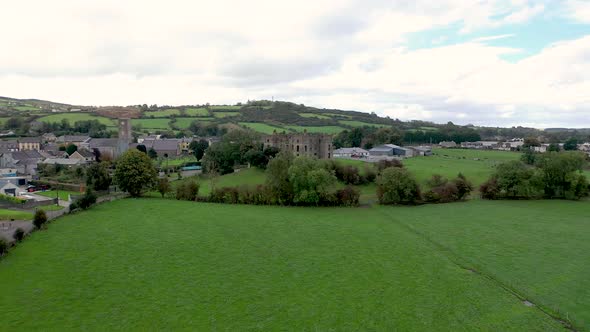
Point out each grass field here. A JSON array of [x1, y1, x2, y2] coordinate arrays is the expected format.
[[195, 168, 266, 196], [339, 120, 391, 128], [404, 148, 521, 186], [0, 199, 575, 330], [143, 109, 180, 117], [299, 113, 331, 119], [36, 190, 81, 201], [174, 117, 212, 129], [284, 125, 345, 134], [212, 111, 239, 118], [38, 113, 115, 126], [0, 208, 33, 220], [239, 122, 286, 134], [131, 118, 171, 130], [185, 108, 210, 116], [211, 105, 241, 110]]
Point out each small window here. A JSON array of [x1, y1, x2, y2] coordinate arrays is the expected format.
[[304, 145, 307, 152], [297, 145, 300, 152]]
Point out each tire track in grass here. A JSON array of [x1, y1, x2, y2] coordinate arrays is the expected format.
[[375, 208, 578, 332]]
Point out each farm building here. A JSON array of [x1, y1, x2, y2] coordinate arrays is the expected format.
[[333, 147, 369, 158], [263, 132, 333, 159], [439, 141, 457, 148], [408, 146, 433, 156], [369, 144, 413, 157]]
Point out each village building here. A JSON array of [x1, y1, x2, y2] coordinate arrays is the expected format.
[[263, 132, 333, 159], [369, 144, 414, 157], [0, 141, 19, 153], [17, 137, 42, 151], [0, 150, 44, 175], [333, 147, 369, 159], [69, 149, 96, 163], [439, 141, 457, 148], [56, 135, 91, 147]]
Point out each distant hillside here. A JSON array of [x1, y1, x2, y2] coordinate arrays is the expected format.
[[0, 96, 587, 144]]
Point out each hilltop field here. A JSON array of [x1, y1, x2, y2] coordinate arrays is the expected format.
[[1, 198, 588, 330]]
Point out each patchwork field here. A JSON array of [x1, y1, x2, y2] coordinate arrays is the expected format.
[[299, 113, 331, 119], [212, 111, 239, 118], [38, 113, 115, 126], [143, 109, 180, 117], [0, 199, 581, 330], [174, 117, 212, 129], [284, 125, 346, 134], [131, 118, 172, 129], [185, 108, 210, 116], [339, 120, 391, 128], [238, 122, 286, 134]]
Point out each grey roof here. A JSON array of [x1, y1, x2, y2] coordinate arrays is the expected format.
[[11, 150, 43, 160], [57, 135, 91, 143], [42, 158, 82, 165], [88, 138, 118, 148], [144, 139, 179, 151], [334, 147, 369, 154], [74, 149, 95, 158], [370, 144, 400, 152], [18, 137, 41, 143]]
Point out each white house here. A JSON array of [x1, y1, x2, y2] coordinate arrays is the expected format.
[[333, 147, 369, 158]]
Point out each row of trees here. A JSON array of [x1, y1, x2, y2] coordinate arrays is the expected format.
[[481, 152, 589, 200]]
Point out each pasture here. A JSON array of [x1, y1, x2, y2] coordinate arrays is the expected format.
[[38, 113, 115, 126], [299, 113, 331, 119], [131, 118, 171, 130], [0, 199, 578, 330], [339, 120, 391, 128], [238, 122, 286, 134], [0, 208, 33, 220], [143, 109, 180, 117], [185, 108, 210, 116], [284, 125, 345, 134], [212, 111, 240, 118], [36, 190, 81, 201]]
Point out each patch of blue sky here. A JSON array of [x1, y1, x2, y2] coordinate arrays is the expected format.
[[404, 18, 590, 63]]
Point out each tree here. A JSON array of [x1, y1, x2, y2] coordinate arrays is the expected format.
[[114, 149, 158, 197], [244, 149, 268, 169], [493, 160, 539, 199], [535, 151, 588, 199], [66, 143, 77, 155], [563, 138, 578, 151], [136, 144, 147, 153], [288, 157, 336, 205], [147, 148, 158, 159], [86, 162, 112, 191], [376, 167, 421, 205], [158, 177, 171, 198], [523, 137, 540, 148], [547, 143, 560, 152], [266, 151, 294, 204], [33, 209, 48, 229], [189, 139, 209, 160], [175, 180, 199, 201]]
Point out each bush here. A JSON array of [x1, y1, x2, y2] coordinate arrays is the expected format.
[[336, 186, 360, 206], [424, 182, 459, 203], [175, 181, 199, 201], [209, 187, 239, 204], [0, 193, 26, 204], [158, 178, 171, 198], [376, 159, 403, 172], [0, 238, 7, 256], [480, 178, 500, 199], [33, 209, 48, 229], [13, 228, 25, 242], [362, 166, 377, 183], [75, 189, 97, 210], [453, 173, 473, 200], [376, 167, 421, 205]]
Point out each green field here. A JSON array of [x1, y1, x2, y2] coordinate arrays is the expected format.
[[212, 111, 239, 118], [185, 108, 210, 116], [211, 105, 241, 110], [144, 109, 180, 117], [197, 168, 266, 196], [13, 105, 40, 111], [131, 118, 172, 130], [1, 199, 578, 330], [0, 208, 33, 220], [38, 113, 115, 126], [284, 125, 345, 134], [36, 190, 81, 201], [404, 148, 521, 186], [299, 113, 331, 119], [339, 120, 391, 128], [174, 117, 212, 129], [239, 122, 286, 134]]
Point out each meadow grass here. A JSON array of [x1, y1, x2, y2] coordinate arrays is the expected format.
[[196, 168, 266, 196], [212, 111, 239, 118], [131, 118, 171, 129], [0, 199, 566, 330], [185, 108, 210, 116], [299, 113, 331, 119], [339, 120, 391, 128], [284, 125, 345, 134], [0, 208, 33, 220], [210, 105, 241, 110], [174, 117, 212, 129], [238, 122, 286, 134], [38, 113, 115, 126], [403, 148, 521, 186], [143, 109, 180, 117]]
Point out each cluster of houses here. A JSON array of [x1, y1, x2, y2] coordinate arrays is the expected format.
[[440, 138, 590, 155], [333, 144, 433, 161], [0, 134, 219, 177]]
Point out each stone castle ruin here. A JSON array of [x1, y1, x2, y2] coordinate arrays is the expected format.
[[263, 131, 333, 159]]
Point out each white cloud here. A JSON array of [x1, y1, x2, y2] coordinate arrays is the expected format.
[[0, 0, 588, 127], [567, 0, 590, 23]]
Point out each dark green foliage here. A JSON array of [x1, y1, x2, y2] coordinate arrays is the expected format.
[[244, 149, 268, 169], [189, 139, 209, 160], [424, 173, 472, 203], [13, 228, 25, 242], [65, 143, 77, 155], [453, 173, 474, 200], [73, 189, 97, 210], [288, 157, 337, 205], [114, 149, 158, 197], [86, 162, 112, 191], [376, 159, 403, 172], [148, 148, 158, 159], [480, 178, 500, 199], [0, 238, 7, 256], [33, 209, 48, 229], [263, 147, 280, 159], [209, 187, 240, 204], [336, 186, 360, 206], [376, 167, 421, 205], [202, 130, 259, 175], [158, 178, 171, 198], [547, 143, 560, 152], [136, 144, 147, 153], [521, 149, 538, 165], [535, 152, 588, 199], [265, 151, 294, 204], [175, 181, 199, 201], [563, 138, 578, 151]]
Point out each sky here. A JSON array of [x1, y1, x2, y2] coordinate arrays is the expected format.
[[0, 0, 589, 128]]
